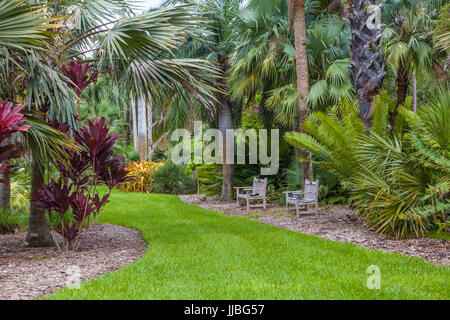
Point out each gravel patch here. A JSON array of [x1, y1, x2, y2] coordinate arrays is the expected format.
[[0, 223, 147, 300], [180, 194, 449, 265]]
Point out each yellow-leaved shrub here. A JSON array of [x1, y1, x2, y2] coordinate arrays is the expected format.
[[119, 161, 165, 193]]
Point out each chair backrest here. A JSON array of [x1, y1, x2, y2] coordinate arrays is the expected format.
[[252, 177, 267, 195], [304, 179, 319, 201]]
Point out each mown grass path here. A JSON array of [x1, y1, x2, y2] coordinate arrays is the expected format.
[[46, 190, 450, 299]]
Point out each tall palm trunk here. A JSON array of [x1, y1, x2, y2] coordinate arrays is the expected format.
[[348, 0, 385, 126], [292, 0, 313, 185], [26, 157, 52, 247], [219, 99, 234, 201], [395, 60, 410, 106], [411, 75, 417, 112], [218, 58, 234, 201], [132, 99, 138, 152], [137, 95, 147, 161], [391, 61, 410, 126], [147, 98, 153, 160], [135, 95, 152, 162]]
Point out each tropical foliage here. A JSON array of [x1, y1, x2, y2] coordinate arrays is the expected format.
[[286, 90, 450, 238], [150, 161, 197, 195], [35, 118, 129, 250], [119, 161, 165, 193], [0, 0, 448, 246]]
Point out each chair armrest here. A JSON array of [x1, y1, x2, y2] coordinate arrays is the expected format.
[[234, 186, 253, 190], [282, 190, 304, 194]]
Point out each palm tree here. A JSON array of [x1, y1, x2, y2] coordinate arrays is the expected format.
[[162, 0, 242, 201], [1, 1, 221, 246], [346, 0, 385, 126], [383, 1, 446, 125], [289, 0, 314, 183], [228, 0, 293, 128]]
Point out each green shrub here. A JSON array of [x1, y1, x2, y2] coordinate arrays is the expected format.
[[285, 91, 450, 238], [150, 161, 197, 195], [127, 150, 140, 162], [196, 163, 222, 196], [0, 209, 28, 233]]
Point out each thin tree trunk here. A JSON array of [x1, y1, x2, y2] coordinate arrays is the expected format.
[[326, 0, 342, 14], [0, 166, 11, 209], [137, 95, 147, 161], [26, 157, 52, 247], [132, 99, 138, 152], [219, 99, 234, 201], [147, 98, 152, 160], [292, 0, 313, 186], [217, 57, 234, 202], [391, 60, 410, 126], [412, 75, 417, 112]]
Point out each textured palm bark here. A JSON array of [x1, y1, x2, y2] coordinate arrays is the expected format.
[[391, 61, 410, 126], [26, 157, 53, 247], [326, 0, 342, 14], [292, 0, 313, 185], [348, 0, 385, 126], [132, 99, 138, 152], [219, 100, 234, 201], [137, 95, 147, 161], [411, 75, 417, 112], [218, 58, 234, 202], [147, 97, 153, 159]]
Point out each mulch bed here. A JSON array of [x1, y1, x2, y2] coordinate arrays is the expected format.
[[180, 195, 449, 265], [0, 224, 147, 300]]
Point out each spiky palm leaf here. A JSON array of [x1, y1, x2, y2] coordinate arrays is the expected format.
[[286, 90, 449, 238], [0, 0, 53, 50]]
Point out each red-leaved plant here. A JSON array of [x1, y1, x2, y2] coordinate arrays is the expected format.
[[61, 60, 98, 123], [0, 100, 30, 181], [35, 118, 130, 251], [61, 60, 98, 97]]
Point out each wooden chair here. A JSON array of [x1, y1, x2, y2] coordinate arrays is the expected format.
[[235, 178, 267, 212], [283, 179, 319, 217]]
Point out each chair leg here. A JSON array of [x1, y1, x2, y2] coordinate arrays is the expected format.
[[263, 197, 266, 209], [295, 201, 299, 218], [246, 196, 250, 212], [236, 192, 239, 206], [315, 202, 319, 216]]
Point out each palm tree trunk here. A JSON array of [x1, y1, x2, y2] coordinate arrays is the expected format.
[[348, 0, 385, 126], [132, 99, 138, 152], [292, 0, 313, 185], [391, 60, 410, 126], [26, 157, 52, 247], [217, 57, 234, 202], [0, 166, 11, 209], [147, 98, 153, 160], [137, 95, 147, 162], [412, 75, 417, 112], [219, 99, 234, 201]]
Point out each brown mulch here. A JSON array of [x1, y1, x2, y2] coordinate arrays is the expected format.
[[179, 195, 450, 265], [0, 224, 147, 300]]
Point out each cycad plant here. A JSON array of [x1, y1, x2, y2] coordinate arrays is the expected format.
[[285, 90, 449, 238]]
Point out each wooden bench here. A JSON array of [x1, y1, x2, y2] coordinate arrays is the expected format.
[[235, 177, 267, 212], [283, 179, 319, 217]]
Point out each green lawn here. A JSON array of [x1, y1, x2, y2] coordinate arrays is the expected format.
[[45, 189, 450, 300]]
